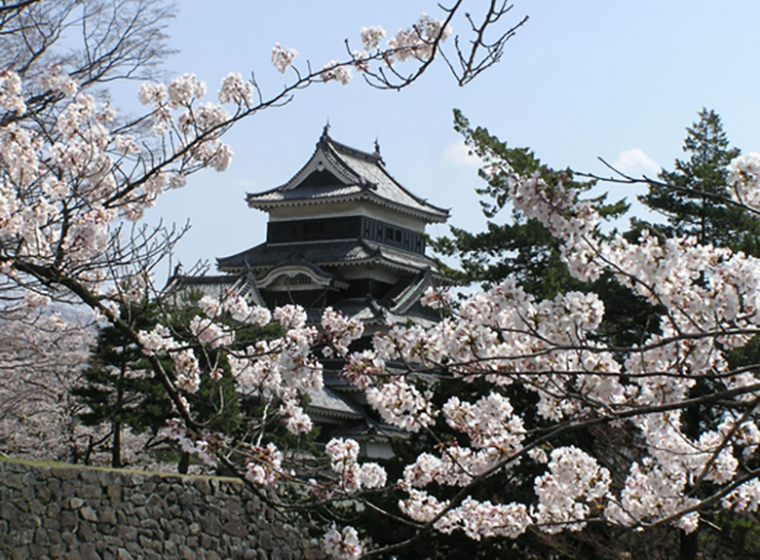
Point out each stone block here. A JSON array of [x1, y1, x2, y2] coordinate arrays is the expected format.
[[200, 534, 216, 549], [129, 494, 146, 506], [51, 467, 79, 480], [116, 525, 137, 542], [260, 530, 273, 550], [80, 506, 99, 522], [201, 512, 222, 536], [99, 507, 117, 525], [59, 510, 78, 530], [106, 484, 121, 503], [70, 497, 85, 510], [224, 519, 249, 538], [1, 501, 18, 521], [79, 541, 101, 560], [78, 521, 97, 542], [10, 545, 29, 560]]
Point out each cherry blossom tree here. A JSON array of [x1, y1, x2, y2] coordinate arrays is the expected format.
[[0, 310, 94, 461], [5, 2, 760, 559], [0, 0, 539, 555]]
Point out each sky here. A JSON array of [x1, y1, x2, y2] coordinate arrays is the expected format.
[[125, 1, 760, 282]]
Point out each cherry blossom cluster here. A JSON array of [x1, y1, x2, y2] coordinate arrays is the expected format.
[[325, 438, 387, 493], [320, 61, 353, 86], [245, 442, 286, 486], [322, 525, 362, 560], [163, 419, 218, 468], [271, 43, 299, 73], [365, 166, 760, 545], [137, 73, 237, 173], [728, 152, 760, 212], [271, 13, 453, 85], [320, 307, 364, 358], [387, 14, 453, 63], [0, 69, 25, 114]]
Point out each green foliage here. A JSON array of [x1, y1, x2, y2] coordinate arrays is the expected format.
[[432, 110, 629, 299], [409, 109, 759, 559], [72, 290, 294, 471], [640, 108, 760, 254], [71, 299, 171, 467]]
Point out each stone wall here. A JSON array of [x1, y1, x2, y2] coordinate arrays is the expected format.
[[0, 459, 324, 560]]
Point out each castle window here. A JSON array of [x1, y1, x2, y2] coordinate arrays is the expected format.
[[286, 274, 311, 286]]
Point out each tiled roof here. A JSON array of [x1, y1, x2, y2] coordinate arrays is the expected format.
[[304, 386, 364, 420], [163, 272, 265, 307], [329, 417, 408, 440], [217, 238, 440, 274], [245, 131, 449, 223]]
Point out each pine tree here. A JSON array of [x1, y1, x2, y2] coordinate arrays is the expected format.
[[72, 300, 171, 468], [640, 108, 760, 255]]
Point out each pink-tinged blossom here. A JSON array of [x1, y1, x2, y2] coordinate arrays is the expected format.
[[38, 66, 78, 98], [324, 437, 387, 493], [23, 290, 51, 310], [322, 525, 362, 560], [320, 61, 352, 85], [366, 378, 435, 432], [168, 73, 206, 107], [272, 43, 298, 73], [245, 443, 285, 486], [218, 72, 253, 106], [341, 350, 385, 389], [722, 479, 760, 513], [435, 497, 531, 540], [247, 304, 273, 327], [207, 142, 234, 172], [199, 295, 222, 318], [274, 304, 308, 329], [280, 395, 313, 435], [358, 462, 387, 490], [387, 14, 452, 63], [163, 419, 218, 468], [728, 152, 760, 212], [326, 438, 360, 471], [113, 134, 141, 154], [321, 307, 364, 357], [189, 315, 234, 349], [178, 102, 231, 135], [172, 349, 202, 393], [605, 459, 700, 533], [137, 82, 167, 105], [399, 488, 449, 524], [533, 446, 611, 533], [443, 393, 525, 450], [420, 286, 454, 309], [137, 324, 179, 355], [0, 70, 25, 113], [360, 25, 386, 50]]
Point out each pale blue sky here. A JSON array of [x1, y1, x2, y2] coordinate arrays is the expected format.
[[128, 1, 760, 280]]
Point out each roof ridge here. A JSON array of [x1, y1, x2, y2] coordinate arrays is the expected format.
[[322, 132, 383, 165]]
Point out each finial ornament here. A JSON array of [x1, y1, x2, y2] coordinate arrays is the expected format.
[[374, 137, 381, 156], [322, 121, 331, 138]]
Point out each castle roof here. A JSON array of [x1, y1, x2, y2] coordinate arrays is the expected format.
[[245, 128, 449, 223], [217, 238, 441, 275]]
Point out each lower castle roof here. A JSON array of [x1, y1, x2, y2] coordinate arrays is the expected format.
[[217, 238, 440, 275]]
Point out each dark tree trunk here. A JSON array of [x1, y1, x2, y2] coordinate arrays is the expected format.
[[178, 451, 190, 474], [680, 531, 698, 560]]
